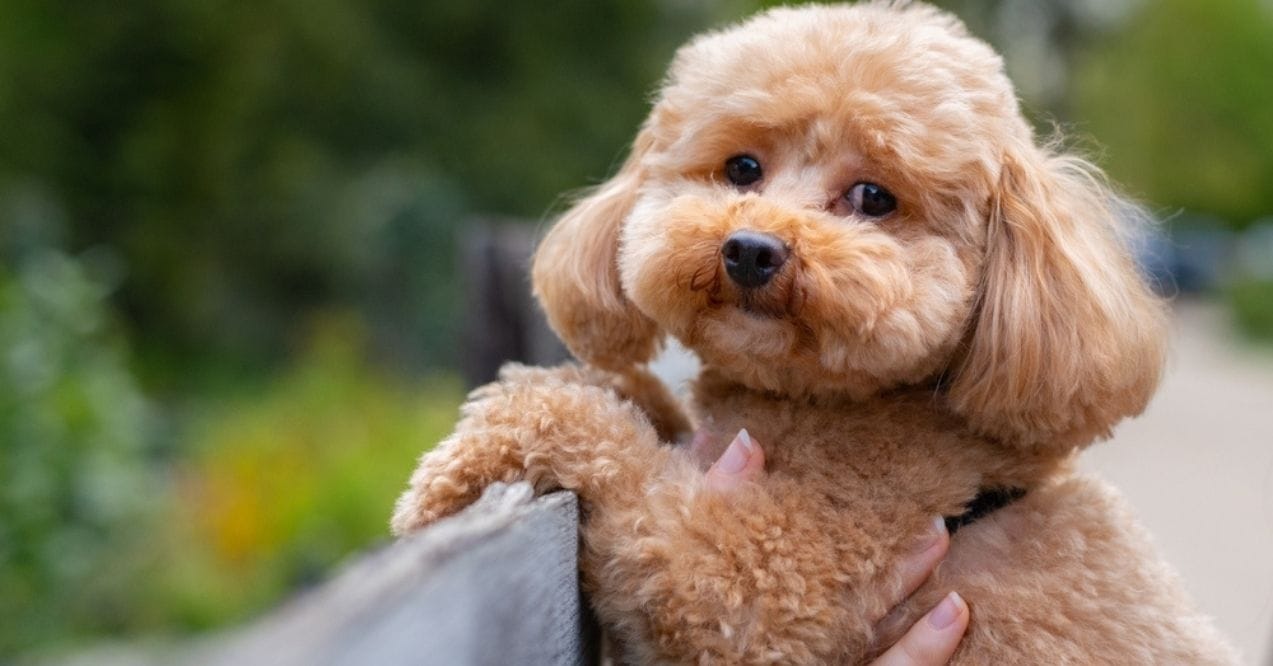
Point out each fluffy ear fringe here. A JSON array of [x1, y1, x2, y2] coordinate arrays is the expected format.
[[531, 131, 661, 370], [949, 143, 1168, 450]]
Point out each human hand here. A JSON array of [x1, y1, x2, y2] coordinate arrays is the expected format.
[[867, 590, 968, 666], [706, 429, 970, 665]]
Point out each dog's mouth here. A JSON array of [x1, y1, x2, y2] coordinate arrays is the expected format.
[[693, 274, 801, 320], [733, 261, 805, 322], [687, 246, 804, 320], [736, 291, 793, 319]]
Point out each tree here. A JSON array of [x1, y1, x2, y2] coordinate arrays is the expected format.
[[1072, 0, 1273, 226]]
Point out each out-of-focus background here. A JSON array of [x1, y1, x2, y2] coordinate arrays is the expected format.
[[2, 0, 1271, 663]]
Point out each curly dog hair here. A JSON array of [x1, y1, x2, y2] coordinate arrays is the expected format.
[[393, 3, 1237, 663]]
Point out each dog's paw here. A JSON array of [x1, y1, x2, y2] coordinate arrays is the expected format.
[[460, 367, 634, 438], [391, 374, 604, 535], [492, 362, 690, 441], [392, 364, 668, 536], [389, 436, 493, 534]]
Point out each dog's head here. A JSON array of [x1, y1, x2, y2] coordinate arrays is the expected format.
[[533, 2, 1166, 450]]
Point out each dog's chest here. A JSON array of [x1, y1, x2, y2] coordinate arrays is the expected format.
[[687, 389, 992, 517]]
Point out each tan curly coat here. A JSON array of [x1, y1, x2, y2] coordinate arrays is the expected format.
[[392, 3, 1237, 663]]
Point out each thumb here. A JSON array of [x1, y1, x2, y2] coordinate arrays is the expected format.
[[705, 429, 765, 491]]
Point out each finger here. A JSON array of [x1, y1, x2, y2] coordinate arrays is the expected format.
[[870, 592, 969, 666], [704, 429, 765, 491], [890, 517, 950, 609]]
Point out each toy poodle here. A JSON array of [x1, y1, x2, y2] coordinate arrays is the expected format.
[[391, 2, 1237, 663]]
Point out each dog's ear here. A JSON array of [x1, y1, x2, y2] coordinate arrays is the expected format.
[[949, 142, 1168, 450], [532, 129, 661, 370]]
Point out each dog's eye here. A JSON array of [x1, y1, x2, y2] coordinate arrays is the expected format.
[[724, 155, 763, 187], [846, 182, 897, 217]]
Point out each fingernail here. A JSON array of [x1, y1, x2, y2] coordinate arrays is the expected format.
[[909, 516, 947, 555], [715, 429, 752, 474], [927, 592, 965, 630]]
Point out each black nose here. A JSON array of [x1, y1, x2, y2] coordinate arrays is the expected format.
[[721, 231, 789, 288]]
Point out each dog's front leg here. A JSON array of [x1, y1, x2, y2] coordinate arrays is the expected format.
[[578, 467, 904, 665], [390, 364, 672, 534], [497, 362, 692, 442]]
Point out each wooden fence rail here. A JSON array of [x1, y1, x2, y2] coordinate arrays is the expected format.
[[181, 484, 597, 666]]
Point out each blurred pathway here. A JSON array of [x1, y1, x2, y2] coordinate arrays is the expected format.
[[1081, 301, 1273, 665]]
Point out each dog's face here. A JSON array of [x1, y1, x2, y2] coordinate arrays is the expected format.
[[534, 3, 1167, 450], [618, 5, 1013, 398]]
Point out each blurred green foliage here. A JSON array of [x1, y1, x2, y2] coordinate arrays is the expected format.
[[0, 0, 727, 376], [1073, 0, 1273, 226], [152, 319, 461, 629], [1229, 279, 1273, 341], [1227, 224, 1273, 340], [0, 250, 159, 653], [0, 277, 462, 653]]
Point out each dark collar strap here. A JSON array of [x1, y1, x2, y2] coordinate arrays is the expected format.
[[944, 486, 1027, 535]]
